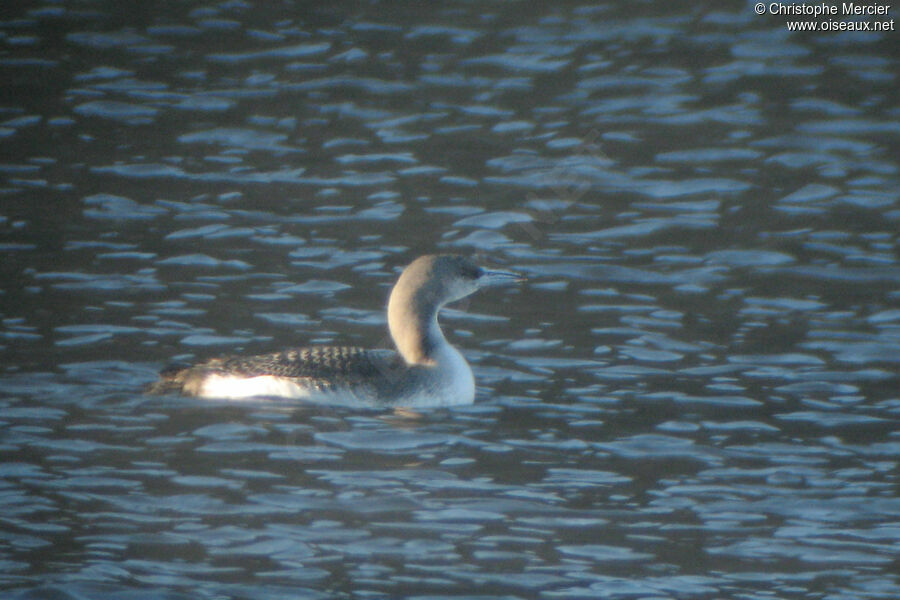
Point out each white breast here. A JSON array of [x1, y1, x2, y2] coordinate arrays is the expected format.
[[422, 343, 475, 407]]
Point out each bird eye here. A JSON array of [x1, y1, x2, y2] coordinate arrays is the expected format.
[[466, 266, 483, 280]]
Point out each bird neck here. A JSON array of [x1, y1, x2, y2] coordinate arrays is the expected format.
[[388, 285, 447, 365]]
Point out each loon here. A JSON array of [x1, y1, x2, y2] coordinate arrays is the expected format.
[[147, 254, 523, 407]]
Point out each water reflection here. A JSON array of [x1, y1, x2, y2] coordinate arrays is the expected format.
[[2, 0, 899, 598]]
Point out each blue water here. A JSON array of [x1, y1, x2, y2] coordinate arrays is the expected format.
[[1, 1, 898, 598]]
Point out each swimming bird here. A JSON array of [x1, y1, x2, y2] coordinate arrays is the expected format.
[[147, 254, 522, 407]]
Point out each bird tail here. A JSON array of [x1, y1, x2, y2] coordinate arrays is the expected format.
[[144, 363, 193, 395]]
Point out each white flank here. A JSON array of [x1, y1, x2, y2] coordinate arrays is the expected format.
[[198, 375, 313, 400]]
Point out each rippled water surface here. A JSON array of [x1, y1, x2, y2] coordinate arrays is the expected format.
[[2, 1, 899, 598]]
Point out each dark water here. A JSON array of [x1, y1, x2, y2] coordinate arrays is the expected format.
[[1, 1, 899, 598]]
